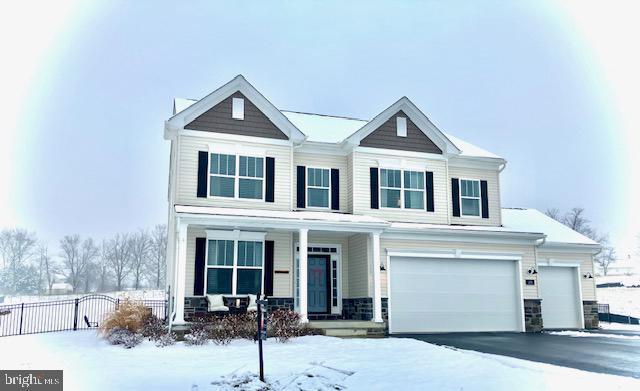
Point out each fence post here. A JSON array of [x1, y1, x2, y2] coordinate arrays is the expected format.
[[73, 299, 79, 331], [116, 298, 120, 310], [19, 303, 24, 335]]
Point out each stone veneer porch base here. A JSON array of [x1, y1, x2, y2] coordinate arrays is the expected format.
[[183, 297, 294, 321], [583, 300, 599, 329]]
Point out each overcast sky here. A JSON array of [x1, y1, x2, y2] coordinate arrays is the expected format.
[[1, 1, 638, 256]]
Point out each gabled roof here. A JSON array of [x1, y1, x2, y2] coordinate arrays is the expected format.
[[342, 97, 461, 155], [166, 75, 306, 143], [169, 77, 503, 159]]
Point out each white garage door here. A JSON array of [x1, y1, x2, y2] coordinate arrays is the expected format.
[[538, 266, 582, 329], [388, 257, 523, 333]]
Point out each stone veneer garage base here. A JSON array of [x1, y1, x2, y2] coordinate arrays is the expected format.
[[524, 299, 543, 332], [582, 301, 599, 329]]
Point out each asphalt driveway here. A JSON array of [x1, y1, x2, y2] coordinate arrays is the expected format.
[[398, 330, 640, 378]]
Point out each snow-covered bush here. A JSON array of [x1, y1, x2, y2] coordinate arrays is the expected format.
[[106, 327, 143, 348], [209, 316, 233, 345], [184, 328, 209, 346], [154, 332, 177, 347], [268, 309, 306, 342], [141, 313, 165, 340], [100, 299, 151, 334]]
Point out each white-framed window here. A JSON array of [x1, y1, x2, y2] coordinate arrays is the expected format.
[[403, 170, 425, 209], [460, 179, 481, 217], [380, 168, 425, 209], [209, 153, 264, 200], [307, 167, 330, 208], [205, 233, 264, 295], [232, 97, 244, 120]]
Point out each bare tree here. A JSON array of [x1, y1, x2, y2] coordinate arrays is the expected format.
[[129, 230, 151, 289], [595, 244, 617, 276], [0, 228, 39, 294], [545, 207, 604, 242], [60, 235, 99, 293], [146, 224, 167, 289], [104, 233, 132, 291], [545, 208, 561, 222], [97, 242, 113, 292], [37, 245, 58, 294], [80, 238, 99, 293]]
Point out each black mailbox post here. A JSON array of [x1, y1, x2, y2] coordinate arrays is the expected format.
[[256, 298, 268, 382]]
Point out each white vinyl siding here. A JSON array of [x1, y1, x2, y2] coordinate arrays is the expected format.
[[176, 134, 291, 210], [347, 234, 369, 297], [293, 152, 348, 213], [378, 238, 538, 299], [352, 151, 448, 224], [449, 165, 502, 226], [537, 250, 596, 301]]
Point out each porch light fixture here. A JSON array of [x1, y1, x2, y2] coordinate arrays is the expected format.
[[527, 267, 538, 275], [583, 272, 594, 279]]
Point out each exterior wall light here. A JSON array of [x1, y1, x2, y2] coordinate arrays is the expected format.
[[528, 267, 538, 274]]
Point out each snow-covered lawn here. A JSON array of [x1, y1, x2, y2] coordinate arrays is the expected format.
[[1, 289, 164, 304], [597, 287, 640, 318], [0, 331, 638, 390], [600, 322, 640, 331]]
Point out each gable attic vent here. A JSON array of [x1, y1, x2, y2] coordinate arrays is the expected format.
[[232, 97, 245, 120], [396, 116, 407, 137]]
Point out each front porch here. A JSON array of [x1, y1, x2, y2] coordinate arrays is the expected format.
[[168, 205, 390, 328]]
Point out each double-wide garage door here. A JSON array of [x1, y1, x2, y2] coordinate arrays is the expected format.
[[389, 257, 523, 333]]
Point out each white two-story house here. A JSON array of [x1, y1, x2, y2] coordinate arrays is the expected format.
[[164, 75, 600, 334]]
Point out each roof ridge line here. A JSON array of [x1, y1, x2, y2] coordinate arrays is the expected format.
[[281, 109, 369, 122]]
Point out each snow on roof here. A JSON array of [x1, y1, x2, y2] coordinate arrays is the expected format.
[[281, 110, 368, 143], [502, 208, 599, 246], [173, 98, 197, 115], [444, 132, 502, 159]]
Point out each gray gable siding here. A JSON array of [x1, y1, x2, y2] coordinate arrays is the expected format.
[[360, 110, 442, 154], [185, 91, 288, 140]]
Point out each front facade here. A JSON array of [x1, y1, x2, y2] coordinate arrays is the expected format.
[[164, 75, 600, 333]]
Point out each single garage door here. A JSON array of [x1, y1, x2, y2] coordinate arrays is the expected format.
[[538, 266, 582, 329], [389, 257, 523, 333]]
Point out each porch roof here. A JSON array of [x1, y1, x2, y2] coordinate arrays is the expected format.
[[174, 205, 390, 232]]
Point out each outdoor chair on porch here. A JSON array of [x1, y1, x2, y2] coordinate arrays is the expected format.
[[83, 315, 98, 328], [206, 294, 230, 313]]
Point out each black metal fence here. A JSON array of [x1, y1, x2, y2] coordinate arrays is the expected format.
[[597, 302, 640, 325], [0, 294, 167, 337], [598, 303, 610, 314]]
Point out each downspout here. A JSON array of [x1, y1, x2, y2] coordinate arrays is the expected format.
[[168, 219, 179, 329], [533, 235, 546, 299], [498, 161, 507, 173]]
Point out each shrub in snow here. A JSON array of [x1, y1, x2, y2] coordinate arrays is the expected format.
[[141, 313, 166, 341], [184, 328, 209, 346], [224, 312, 257, 340], [268, 309, 306, 342], [100, 299, 151, 334], [106, 327, 143, 349], [209, 317, 233, 345], [154, 332, 177, 347]]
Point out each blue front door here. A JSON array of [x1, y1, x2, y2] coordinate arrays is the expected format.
[[308, 256, 329, 313]]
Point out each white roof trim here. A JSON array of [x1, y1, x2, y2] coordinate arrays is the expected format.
[[342, 97, 461, 155], [166, 75, 306, 143]]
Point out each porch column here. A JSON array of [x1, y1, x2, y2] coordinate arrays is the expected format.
[[173, 222, 188, 325], [370, 232, 383, 323], [299, 228, 309, 323]]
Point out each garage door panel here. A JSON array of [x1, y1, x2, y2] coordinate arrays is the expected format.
[[539, 266, 581, 329], [389, 257, 522, 333]]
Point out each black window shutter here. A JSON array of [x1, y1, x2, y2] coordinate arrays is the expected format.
[[193, 237, 206, 295], [480, 180, 489, 219], [370, 167, 379, 209], [426, 171, 435, 212], [264, 240, 274, 296], [451, 178, 461, 217], [197, 151, 208, 198], [265, 157, 275, 202], [296, 166, 306, 208], [330, 168, 339, 210]]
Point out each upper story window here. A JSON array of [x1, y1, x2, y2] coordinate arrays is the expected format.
[[460, 179, 481, 216], [307, 167, 330, 208], [380, 169, 425, 209], [210, 153, 264, 200], [232, 98, 244, 120], [206, 239, 263, 295]]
